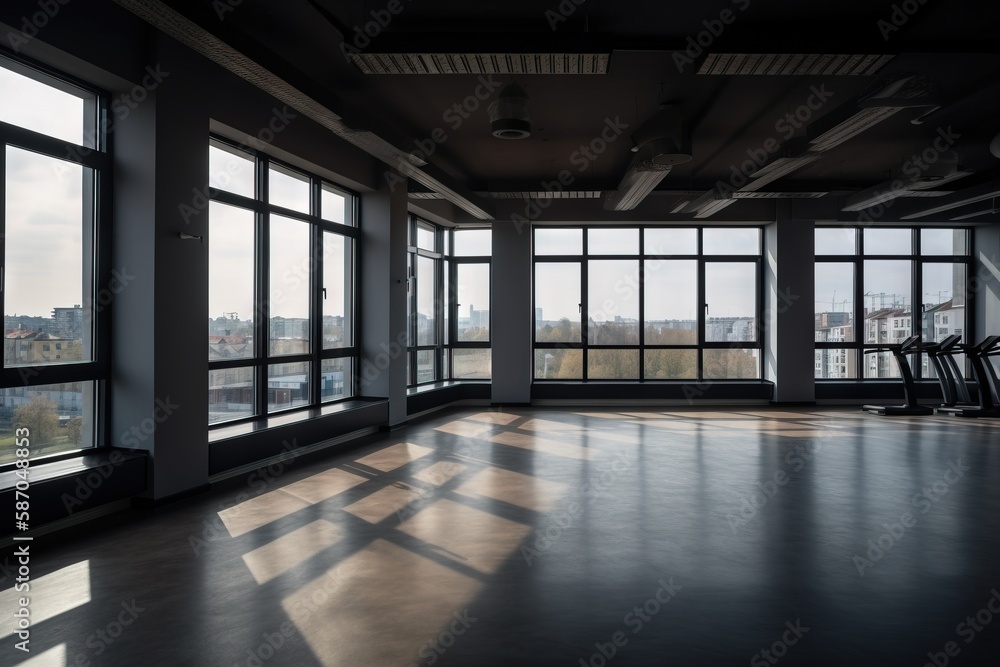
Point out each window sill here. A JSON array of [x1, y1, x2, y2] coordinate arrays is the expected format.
[[1, 449, 147, 538], [209, 397, 386, 443], [407, 380, 490, 396]]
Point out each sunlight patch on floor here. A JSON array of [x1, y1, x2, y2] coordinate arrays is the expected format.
[[0, 561, 90, 640], [355, 442, 434, 472], [454, 466, 567, 513], [281, 538, 481, 667], [489, 430, 595, 460], [343, 483, 425, 524], [242, 520, 343, 584], [397, 498, 532, 575]]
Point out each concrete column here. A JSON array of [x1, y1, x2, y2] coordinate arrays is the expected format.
[[765, 215, 815, 403], [360, 173, 408, 425], [491, 221, 532, 404], [112, 34, 210, 499]]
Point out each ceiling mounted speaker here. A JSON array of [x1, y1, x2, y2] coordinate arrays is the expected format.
[[488, 81, 531, 140]]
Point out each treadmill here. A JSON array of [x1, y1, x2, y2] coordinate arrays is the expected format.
[[926, 334, 968, 408], [937, 335, 1000, 418], [862, 335, 935, 415]]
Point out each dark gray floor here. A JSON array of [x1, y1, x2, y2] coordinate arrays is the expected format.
[[2, 406, 1000, 666]]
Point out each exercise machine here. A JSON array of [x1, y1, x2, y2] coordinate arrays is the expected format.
[[862, 335, 935, 415], [926, 334, 968, 408], [937, 335, 1000, 418]]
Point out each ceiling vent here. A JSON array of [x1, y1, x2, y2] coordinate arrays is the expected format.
[[488, 81, 531, 140]]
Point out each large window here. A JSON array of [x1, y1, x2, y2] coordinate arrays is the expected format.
[[0, 56, 108, 464], [534, 226, 762, 381], [814, 226, 970, 380], [407, 221, 491, 386], [208, 137, 357, 425]]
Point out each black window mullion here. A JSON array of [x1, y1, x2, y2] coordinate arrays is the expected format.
[[256, 156, 269, 417], [311, 195, 322, 406], [638, 230, 645, 381], [581, 230, 589, 381]]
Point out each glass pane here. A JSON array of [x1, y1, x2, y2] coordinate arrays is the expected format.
[[209, 202, 255, 359], [452, 349, 491, 379], [321, 357, 351, 402], [323, 233, 352, 349], [864, 228, 910, 255], [644, 260, 698, 344], [588, 349, 639, 379], [588, 260, 639, 344], [588, 228, 638, 255], [443, 349, 449, 380], [815, 227, 856, 255], [321, 185, 350, 224], [457, 263, 490, 341], [209, 143, 255, 198], [535, 228, 582, 255], [5, 146, 93, 366], [921, 228, 967, 256], [815, 348, 858, 379], [864, 350, 910, 379], [208, 368, 254, 424], [704, 349, 760, 379], [0, 382, 94, 462], [269, 164, 310, 213], [534, 348, 581, 379], [416, 256, 437, 345], [645, 228, 697, 255], [863, 260, 911, 343], [417, 224, 435, 251], [454, 229, 491, 256], [269, 215, 311, 355], [535, 263, 580, 342], [268, 362, 310, 412], [416, 350, 435, 384], [703, 228, 760, 255], [920, 263, 965, 343], [814, 263, 854, 343], [705, 263, 757, 342], [644, 349, 697, 379], [0, 62, 91, 146]]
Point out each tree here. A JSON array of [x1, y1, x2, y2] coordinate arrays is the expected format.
[[66, 416, 84, 446], [13, 395, 60, 445]]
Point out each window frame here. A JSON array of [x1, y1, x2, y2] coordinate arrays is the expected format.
[[814, 225, 972, 381], [532, 225, 764, 382], [406, 218, 491, 386], [0, 51, 111, 466], [207, 135, 359, 427]]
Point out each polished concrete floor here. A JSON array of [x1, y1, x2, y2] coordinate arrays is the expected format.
[[3, 406, 1000, 666]]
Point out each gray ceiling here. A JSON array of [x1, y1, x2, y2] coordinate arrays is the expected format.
[[163, 0, 1000, 224]]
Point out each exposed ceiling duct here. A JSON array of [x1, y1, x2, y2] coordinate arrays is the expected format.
[[604, 105, 692, 211], [112, 0, 495, 220], [841, 151, 974, 212], [681, 73, 941, 218], [900, 180, 1000, 220]]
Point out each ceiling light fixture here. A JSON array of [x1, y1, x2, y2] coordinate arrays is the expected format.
[[488, 81, 531, 140]]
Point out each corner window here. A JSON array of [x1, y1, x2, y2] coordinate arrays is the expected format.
[[207, 137, 358, 425]]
